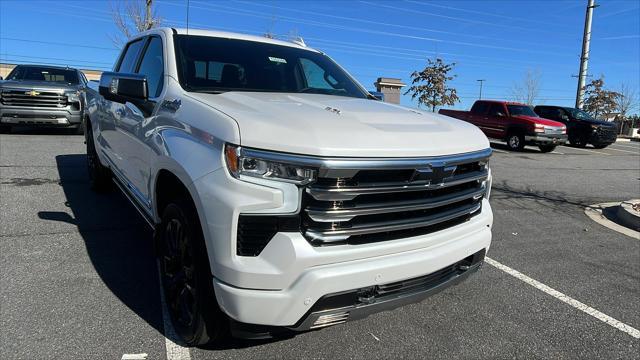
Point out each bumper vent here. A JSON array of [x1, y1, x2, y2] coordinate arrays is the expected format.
[[236, 215, 300, 256]]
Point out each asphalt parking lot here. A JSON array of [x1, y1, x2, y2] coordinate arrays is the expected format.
[[1, 129, 638, 359]]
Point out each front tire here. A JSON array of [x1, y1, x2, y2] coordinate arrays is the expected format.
[[569, 135, 587, 148], [159, 200, 228, 346], [538, 144, 556, 153], [506, 132, 525, 151], [85, 121, 112, 192]]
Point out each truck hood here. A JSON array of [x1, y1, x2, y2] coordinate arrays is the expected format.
[[188, 92, 490, 157], [513, 115, 565, 127], [0, 80, 80, 92]]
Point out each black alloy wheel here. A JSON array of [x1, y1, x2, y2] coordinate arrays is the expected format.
[[159, 200, 227, 346]]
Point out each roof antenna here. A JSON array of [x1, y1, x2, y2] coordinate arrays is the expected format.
[[186, 0, 190, 34]]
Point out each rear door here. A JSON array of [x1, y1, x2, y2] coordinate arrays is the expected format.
[[467, 101, 489, 130], [483, 103, 508, 139]]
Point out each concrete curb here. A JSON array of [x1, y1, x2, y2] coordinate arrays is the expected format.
[[616, 137, 640, 143], [617, 201, 640, 231], [584, 202, 640, 239]]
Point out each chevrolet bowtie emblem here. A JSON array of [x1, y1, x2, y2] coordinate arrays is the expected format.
[[410, 165, 457, 185], [26, 90, 40, 97]]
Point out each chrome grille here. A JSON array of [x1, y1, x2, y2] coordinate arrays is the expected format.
[[1, 89, 67, 108], [302, 149, 491, 245]]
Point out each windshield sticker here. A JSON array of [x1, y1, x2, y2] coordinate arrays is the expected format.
[[268, 57, 287, 64]]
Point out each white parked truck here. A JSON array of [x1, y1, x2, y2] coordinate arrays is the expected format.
[[83, 28, 493, 345]]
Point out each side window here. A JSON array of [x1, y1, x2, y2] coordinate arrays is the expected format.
[[471, 101, 488, 115], [136, 37, 165, 98], [116, 38, 145, 73], [300, 58, 339, 90], [488, 104, 505, 117]]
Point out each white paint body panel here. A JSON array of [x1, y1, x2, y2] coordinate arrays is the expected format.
[[86, 27, 494, 328]]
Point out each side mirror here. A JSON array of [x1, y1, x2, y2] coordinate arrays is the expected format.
[[99, 72, 151, 114]]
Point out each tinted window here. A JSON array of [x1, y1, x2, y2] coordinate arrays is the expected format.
[[566, 107, 594, 120], [507, 105, 538, 117], [470, 101, 489, 114], [174, 35, 367, 98], [488, 104, 505, 116], [117, 39, 145, 73], [136, 37, 164, 98], [6, 66, 79, 84]]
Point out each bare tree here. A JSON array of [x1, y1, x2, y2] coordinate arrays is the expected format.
[[405, 58, 459, 112], [615, 82, 639, 120], [509, 69, 541, 105], [582, 76, 619, 119], [110, 0, 161, 46]]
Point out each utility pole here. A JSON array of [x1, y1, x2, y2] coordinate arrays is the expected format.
[[575, 0, 598, 109], [476, 79, 486, 100]]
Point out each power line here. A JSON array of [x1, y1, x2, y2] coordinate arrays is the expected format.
[[0, 37, 119, 51], [360, 0, 577, 38], [1, 53, 114, 65], [165, 1, 576, 57], [404, 0, 576, 30], [0, 59, 111, 71], [231, 0, 570, 50]]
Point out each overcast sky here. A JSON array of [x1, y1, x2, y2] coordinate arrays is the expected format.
[[1, 0, 638, 110]]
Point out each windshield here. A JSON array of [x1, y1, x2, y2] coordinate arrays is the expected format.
[[6, 66, 79, 84], [566, 108, 594, 120], [507, 105, 538, 117], [174, 35, 368, 98]]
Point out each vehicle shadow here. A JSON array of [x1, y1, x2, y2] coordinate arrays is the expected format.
[[4, 126, 81, 136], [38, 154, 164, 337], [489, 142, 544, 154], [39, 154, 284, 350]]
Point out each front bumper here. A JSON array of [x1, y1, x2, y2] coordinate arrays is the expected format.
[[192, 158, 493, 328], [213, 220, 491, 327], [0, 105, 82, 126], [524, 133, 567, 145]]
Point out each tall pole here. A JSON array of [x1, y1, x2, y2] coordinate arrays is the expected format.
[[576, 0, 597, 109], [477, 79, 486, 100]]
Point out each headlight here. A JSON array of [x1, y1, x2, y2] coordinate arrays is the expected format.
[[591, 124, 599, 131], [534, 124, 545, 133], [66, 91, 80, 103], [481, 160, 492, 200], [224, 144, 317, 185]]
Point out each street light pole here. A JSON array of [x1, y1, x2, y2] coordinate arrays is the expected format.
[[576, 0, 598, 109], [476, 79, 486, 100]]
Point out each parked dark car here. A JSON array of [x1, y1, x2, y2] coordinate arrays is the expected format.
[[0, 64, 87, 134], [533, 105, 617, 149]]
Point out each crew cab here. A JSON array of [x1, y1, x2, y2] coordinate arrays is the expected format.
[[0, 64, 87, 133], [83, 28, 493, 345], [440, 100, 567, 152], [534, 105, 617, 149]]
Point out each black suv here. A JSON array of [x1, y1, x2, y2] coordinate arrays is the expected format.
[[533, 105, 617, 149]]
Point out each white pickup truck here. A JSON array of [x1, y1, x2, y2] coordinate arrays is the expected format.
[[84, 27, 493, 345]]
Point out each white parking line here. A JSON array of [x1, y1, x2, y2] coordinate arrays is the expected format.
[[121, 354, 148, 360], [604, 147, 639, 154], [610, 143, 640, 150], [560, 146, 610, 155], [485, 257, 640, 339], [551, 151, 564, 155], [156, 262, 192, 360]]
